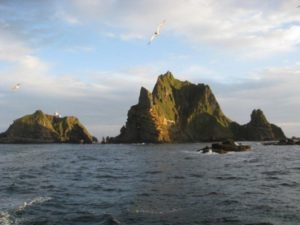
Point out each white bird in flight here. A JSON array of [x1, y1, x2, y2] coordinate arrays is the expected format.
[[12, 83, 21, 91], [148, 20, 166, 45]]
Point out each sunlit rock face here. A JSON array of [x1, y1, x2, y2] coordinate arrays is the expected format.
[[111, 72, 286, 143], [0, 110, 95, 143]]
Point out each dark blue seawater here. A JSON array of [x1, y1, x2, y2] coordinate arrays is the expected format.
[[0, 143, 299, 225]]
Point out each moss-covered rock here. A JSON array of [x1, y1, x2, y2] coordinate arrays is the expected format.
[[111, 72, 286, 143], [0, 110, 95, 143]]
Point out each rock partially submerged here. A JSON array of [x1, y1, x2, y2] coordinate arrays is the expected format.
[[263, 138, 300, 146], [198, 140, 251, 154], [0, 110, 96, 144]]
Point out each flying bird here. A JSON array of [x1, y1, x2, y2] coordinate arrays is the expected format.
[[148, 20, 166, 45], [12, 83, 21, 91]]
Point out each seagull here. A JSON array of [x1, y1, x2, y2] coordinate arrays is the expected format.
[[148, 20, 166, 45], [12, 83, 21, 91]]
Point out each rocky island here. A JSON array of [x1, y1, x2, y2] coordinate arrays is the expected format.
[[108, 72, 285, 143], [0, 110, 96, 144]]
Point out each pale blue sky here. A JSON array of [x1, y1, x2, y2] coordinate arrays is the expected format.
[[0, 0, 300, 138]]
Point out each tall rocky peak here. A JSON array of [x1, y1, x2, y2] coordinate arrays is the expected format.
[[138, 87, 153, 108], [232, 109, 286, 141], [0, 110, 96, 144], [151, 71, 230, 125], [111, 72, 286, 143], [249, 109, 269, 126]]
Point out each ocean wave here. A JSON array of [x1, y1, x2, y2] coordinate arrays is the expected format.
[[16, 196, 52, 213], [144, 170, 162, 175], [262, 170, 290, 176], [100, 214, 121, 225], [189, 173, 204, 178], [0, 197, 52, 225], [181, 150, 201, 155], [0, 212, 13, 225], [130, 207, 180, 215], [182, 150, 218, 155]]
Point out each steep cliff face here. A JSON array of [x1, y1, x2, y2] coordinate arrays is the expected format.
[[112, 72, 286, 143], [0, 110, 95, 143], [112, 72, 232, 142], [114, 87, 159, 143]]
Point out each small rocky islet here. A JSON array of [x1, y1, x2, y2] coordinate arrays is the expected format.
[[0, 110, 96, 144], [197, 139, 251, 154], [263, 137, 300, 146]]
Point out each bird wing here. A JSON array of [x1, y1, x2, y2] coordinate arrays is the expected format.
[[156, 20, 166, 34], [12, 83, 21, 90], [148, 34, 157, 44]]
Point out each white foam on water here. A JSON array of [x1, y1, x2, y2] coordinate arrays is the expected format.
[[225, 151, 252, 155], [181, 150, 201, 155], [182, 150, 218, 156], [131, 207, 180, 215], [0, 211, 13, 225], [203, 151, 217, 155], [16, 196, 52, 212]]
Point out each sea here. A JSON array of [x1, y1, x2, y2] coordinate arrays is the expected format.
[[0, 143, 299, 225]]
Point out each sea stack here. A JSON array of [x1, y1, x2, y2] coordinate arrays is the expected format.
[[110, 71, 285, 143], [0, 110, 96, 143], [231, 109, 286, 141]]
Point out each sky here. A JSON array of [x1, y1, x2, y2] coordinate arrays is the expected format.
[[0, 0, 300, 138]]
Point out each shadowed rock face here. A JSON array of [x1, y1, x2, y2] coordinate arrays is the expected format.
[[232, 109, 286, 141], [0, 110, 95, 143], [111, 72, 286, 143]]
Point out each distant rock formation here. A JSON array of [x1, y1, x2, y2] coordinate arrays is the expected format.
[[0, 110, 96, 144], [231, 109, 286, 141], [263, 137, 300, 146], [109, 72, 286, 143]]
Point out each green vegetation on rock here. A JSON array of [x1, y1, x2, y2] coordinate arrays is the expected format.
[[0, 110, 95, 144], [111, 72, 286, 143]]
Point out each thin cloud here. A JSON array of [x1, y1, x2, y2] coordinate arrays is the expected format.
[[55, 10, 82, 25], [64, 46, 95, 53], [70, 0, 300, 57], [213, 62, 300, 136], [0, 29, 30, 62]]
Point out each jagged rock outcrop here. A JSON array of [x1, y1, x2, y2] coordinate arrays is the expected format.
[[110, 72, 286, 143], [232, 109, 285, 141], [0, 110, 96, 144]]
